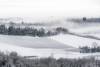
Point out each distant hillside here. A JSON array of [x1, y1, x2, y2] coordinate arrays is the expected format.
[[68, 17, 100, 23]]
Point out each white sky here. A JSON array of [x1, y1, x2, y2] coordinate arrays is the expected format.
[[0, 0, 100, 21]]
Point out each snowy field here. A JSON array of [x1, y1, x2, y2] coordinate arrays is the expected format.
[[50, 34, 100, 48], [1, 41, 99, 59], [0, 35, 77, 59], [0, 34, 100, 59], [0, 35, 71, 49]]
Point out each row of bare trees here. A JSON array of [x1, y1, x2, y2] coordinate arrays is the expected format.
[[0, 51, 100, 67]]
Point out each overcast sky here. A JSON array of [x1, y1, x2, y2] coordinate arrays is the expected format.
[[0, 0, 100, 22]]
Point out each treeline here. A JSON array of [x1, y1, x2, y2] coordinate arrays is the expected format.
[[0, 24, 68, 37], [80, 46, 100, 53], [68, 17, 100, 23], [0, 51, 100, 67]]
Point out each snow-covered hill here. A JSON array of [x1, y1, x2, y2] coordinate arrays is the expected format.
[[69, 24, 100, 34], [0, 17, 100, 58], [49, 34, 100, 48], [0, 35, 77, 59], [1, 42, 97, 59], [0, 34, 100, 59], [1, 40, 99, 59], [0, 35, 72, 49]]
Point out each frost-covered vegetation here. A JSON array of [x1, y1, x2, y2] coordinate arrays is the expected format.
[[0, 24, 68, 37], [0, 51, 100, 67], [80, 46, 100, 53], [79, 42, 100, 53]]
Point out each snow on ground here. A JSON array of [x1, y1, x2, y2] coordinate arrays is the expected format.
[[0, 34, 100, 59], [48, 34, 100, 58], [86, 34, 100, 38], [49, 34, 100, 48], [0, 40, 81, 59], [0, 35, 71, 49], [1, 41, 99, 59], [1, 41, 100, 59], [0, 35, 76, 59], [69, 24, 100, 34], [0, 42, 66, 58]]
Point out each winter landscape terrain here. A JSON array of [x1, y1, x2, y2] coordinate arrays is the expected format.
[[0, 17, 100, 59], [0, 17, 100, 67]]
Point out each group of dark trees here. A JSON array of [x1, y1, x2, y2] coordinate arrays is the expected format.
[[80, 43, 100, 53], [0, 24, 68, 37], [0, 51, 100, 67], [80, 46, 100, 53]]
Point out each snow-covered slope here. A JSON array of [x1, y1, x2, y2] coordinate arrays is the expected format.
[[0, 42, 70, 58], [49, 34, 100, 48], [70, 25, 100, 34], [0, 42, 95, 59], [0, 34, 100, 59], [0, 35, 76, 58], [0, 35, 72, 49]]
